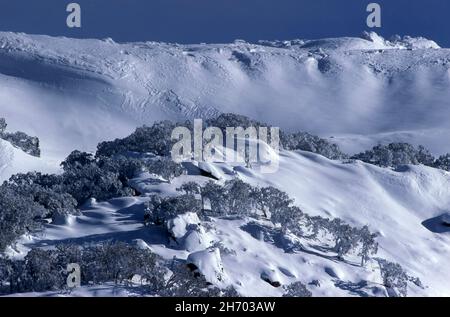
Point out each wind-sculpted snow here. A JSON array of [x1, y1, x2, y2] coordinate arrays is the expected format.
[[1, 32, 450, 297], [1, 31, 449, 164]]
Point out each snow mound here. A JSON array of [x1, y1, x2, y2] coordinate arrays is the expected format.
[[187, 248, 227, 285], [167, 212, 213, 252]]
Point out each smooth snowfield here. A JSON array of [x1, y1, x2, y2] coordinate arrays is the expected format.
[[1, 31, 450, 165]]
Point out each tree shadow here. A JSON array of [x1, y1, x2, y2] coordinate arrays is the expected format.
[[28, 226, 170, 249], [240, 222, 341, 263], [333, 280, 372, 297]]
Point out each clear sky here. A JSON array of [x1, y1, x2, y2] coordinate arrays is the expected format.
[[0, 0, 448, 47]]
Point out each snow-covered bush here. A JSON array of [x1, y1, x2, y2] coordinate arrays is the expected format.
[[97, 120, 187, 157], [207, 113, 346, 160], [282, 281, 312, 297], [145, 157, 185, 181], [61, 151, 134, 204], [282, 132, 347, 160], [352, 143, 434, 168], [201, 180, 294, 218], [145, 194, 202, 226], [162, 261, 239, 297], [6, 172, 78, 220], [206, 113, 266, 131], [377, 259, 409, 297], [433, 154, 450, 171], [0, 185, 47, 251], [0, 118, 6, 135], [0, 242, 166, 295], [0, 117, 40, 157], [327, 219, 361, 259], [358, 226, 379, 266]]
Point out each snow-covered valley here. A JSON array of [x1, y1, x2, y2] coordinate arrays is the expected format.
[[1, 31, 450, 297]]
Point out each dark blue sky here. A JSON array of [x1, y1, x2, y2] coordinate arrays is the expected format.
[[0, 0, 449, 46]]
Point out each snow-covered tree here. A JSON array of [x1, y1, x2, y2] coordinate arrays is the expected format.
[[282, 281, 312, 297], [0, 185, 46, 251], [352, 143, 434, 168], [97, 120, 188, 157], [358, 226, 379, 266], [1, 131, 40, 157], [282, 132, 347, 160], [145, 157, 185, 181], [162, 262, 239, 297], [378, 259, 409, 297], [433, 154, 450, 171], [327, 219, 360, 259], [145, 194, 202, 225], [0, 118, 6, 135]]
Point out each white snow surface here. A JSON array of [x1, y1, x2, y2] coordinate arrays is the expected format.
[[1, 32, 450, 297], [1, 31, 450, 165]]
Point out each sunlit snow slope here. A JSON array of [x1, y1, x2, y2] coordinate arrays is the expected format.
[[1, 31, 449, 164], [1, 32, 450, 297]]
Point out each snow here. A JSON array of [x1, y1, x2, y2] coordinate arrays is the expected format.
[[187, 248, 228, 285], [0, 139, 58, 181], [1, 31, 450, 297], [1, 31, 450, 168]]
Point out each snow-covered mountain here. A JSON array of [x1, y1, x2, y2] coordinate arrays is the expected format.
[[1, 31, 449, 165], [1, 32, 450, 297]]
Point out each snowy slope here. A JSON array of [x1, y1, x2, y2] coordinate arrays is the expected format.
[[2, 32, 450, 297], [0, 139, 58, 181], [1, 31, 450, 165], [10, 151, 449, 297]]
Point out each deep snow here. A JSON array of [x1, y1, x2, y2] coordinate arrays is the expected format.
[[1, 31, 450, 165], [1, 32, 450, 297]]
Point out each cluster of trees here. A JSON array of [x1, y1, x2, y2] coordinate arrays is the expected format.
[[0, 149, 185, 252], [0, 117, 40, 157], [207, 113, 346, 160], [0, 242, 241, 296], [377, 259, 424, 297], [145, 194, 202, 226], [145, 179, 379, 266], [351, 142, 450, 172], [96, 121, 190, 157], [93, 113, 347, 164], [0, 184, 47, 251], [352, 143, 434, 168], [0, 242, 165, 295], [281, 132, 347, 160]]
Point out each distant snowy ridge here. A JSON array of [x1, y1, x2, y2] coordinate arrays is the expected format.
[[0, 31, 449, 165]]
